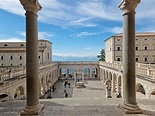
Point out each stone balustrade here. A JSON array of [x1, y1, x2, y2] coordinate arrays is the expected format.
[[99, 61, 155, 78]]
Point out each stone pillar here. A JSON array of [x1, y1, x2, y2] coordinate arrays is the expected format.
[[105, 79, 112, 98], [66, 68, 69, 78], [20, 0, 43, 115], [112, 76, 116, 92], [118, 0, 142, 114], [90, 68, 92, 78], [82, 71, 84, 83]]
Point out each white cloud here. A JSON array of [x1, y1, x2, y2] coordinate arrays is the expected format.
[[0, 38, 25, 42], [0, 0, 155, 29], [77, 0, 120, 21], [19, 32, 55, 39], [53, 52, 97, 57], [85, 47, 92, 50], [103, 27, 123, 34], [0, 0, 24, 15], [73, 31, 101, 37]]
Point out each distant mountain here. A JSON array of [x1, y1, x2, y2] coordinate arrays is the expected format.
[[52, 55, 98, 61]]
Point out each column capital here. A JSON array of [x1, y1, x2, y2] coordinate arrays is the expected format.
[[118, 0, 140, 14], [20, 0, 42, 14]]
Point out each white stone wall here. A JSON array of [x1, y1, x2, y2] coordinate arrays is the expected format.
[[105, 32, 155, 63], [0, 40, 52, 66]]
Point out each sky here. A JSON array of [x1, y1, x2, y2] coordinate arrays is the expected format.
[[0, 0, 155, 61]]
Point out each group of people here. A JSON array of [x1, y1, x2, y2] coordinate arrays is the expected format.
[[63, 80, 71, 98], [64, 80, 71, 88]]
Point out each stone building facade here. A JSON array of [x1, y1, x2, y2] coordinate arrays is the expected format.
[[105, 32, 155, 63], [0, 40, 52, 66]]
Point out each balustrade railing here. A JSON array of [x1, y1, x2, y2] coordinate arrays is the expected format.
[[99, 61, 155, 78]]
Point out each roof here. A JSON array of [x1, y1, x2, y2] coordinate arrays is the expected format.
[[104, 32, 155, 42]]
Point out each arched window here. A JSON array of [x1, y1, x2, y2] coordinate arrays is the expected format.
[[144, 46, 148, 50]]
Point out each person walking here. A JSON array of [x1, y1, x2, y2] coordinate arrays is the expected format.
[[68, 82, 71, 88]]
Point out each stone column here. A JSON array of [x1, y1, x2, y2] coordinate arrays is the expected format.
[[66, 68, 69, 78], [112, 76, 116, 92], [82, 71, 84, 83], [90, 68, 92, 78], [118, 0, 142, 114], [20, 0, 43, 115]]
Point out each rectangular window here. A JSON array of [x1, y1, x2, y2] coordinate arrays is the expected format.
[[10, 56, 13, 60], [20, 56, 22, 60], [1, 56, 3, 60], [47, 53, 49, 59], [145, 58, 148, 61], [136, 47, 138, 50]]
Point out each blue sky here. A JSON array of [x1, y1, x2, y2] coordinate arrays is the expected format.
[[0, 0, 155, 61]]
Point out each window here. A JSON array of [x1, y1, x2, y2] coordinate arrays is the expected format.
[[136, 47, 138, 50], [10, 64, 13, 66], [20, 56, 22, 60], [10, 56, 13, 60], [4, 44, 7, 46], [152, 57, 155, 62], [144, 58, 148, 62], [38, 56, 40, 59], [117, 39, 120, 41], [136, 39, 138, 40], [117, 46, 120, 51], [136, 58, 139, 62], [117, 58, 121, 61], [144, 39, 147, 40], [47, 53, 49, 59], [20, 63, 22, 66], [20, 44, 24, 46], [1, 56, 3, 60], [144, 46, 148, 50]]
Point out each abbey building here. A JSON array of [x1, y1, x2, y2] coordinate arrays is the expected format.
[[0, 40, 52, 66], [105, 32, 155, 63]]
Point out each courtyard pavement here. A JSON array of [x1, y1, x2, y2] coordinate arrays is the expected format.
[[0, 79, 155, 116]]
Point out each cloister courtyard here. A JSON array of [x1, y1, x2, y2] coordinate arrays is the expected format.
[[0, 79, 155, 116]]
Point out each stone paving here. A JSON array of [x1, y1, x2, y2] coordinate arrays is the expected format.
[[0, 79, 155, 116]]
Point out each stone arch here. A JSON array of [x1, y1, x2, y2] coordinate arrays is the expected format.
[[84, 67, 89, 78], [0, 93, 10, 101], [68, 67, 74, 78], [91, 67, 98, 78], [136, 83, 145, 95], [150, 90, 155, 99], [14, 86, 24, 99]]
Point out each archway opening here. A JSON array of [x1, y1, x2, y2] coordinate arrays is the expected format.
[[0, 93, 9, 102], [150, 90, 155, 99], [136, 83, 145, 95]]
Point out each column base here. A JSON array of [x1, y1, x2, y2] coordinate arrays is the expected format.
[[119, 103, 142, 114], [20, 103, 43, 116], [106, 96, 112, 98]]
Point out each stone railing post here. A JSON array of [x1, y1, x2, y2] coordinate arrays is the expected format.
[[118, 0, 142, 114], [19, 0, 43, 115]]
